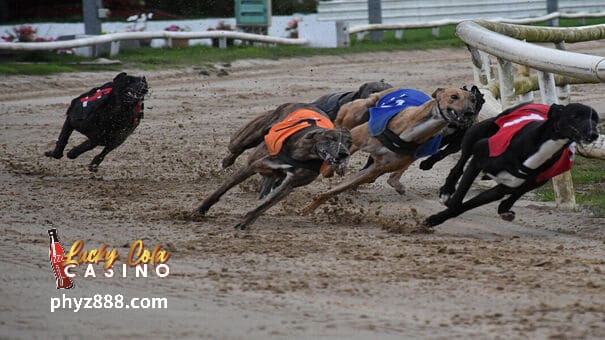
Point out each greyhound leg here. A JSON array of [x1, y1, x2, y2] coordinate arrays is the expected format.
[[88, 144, 119, 172], [386, 164, 411, 195], [302, 166, 383, 214], [419, 142, 460, 170], [439, 152, 473, 203], [66, 139, 97, 160], [444, 156, 482, 208], [235, 173, 295, 230], [497, 185, 536, 221], [45, 119, 74, 159], [425, 185, 508, 227], [197, 167, 256, 216]]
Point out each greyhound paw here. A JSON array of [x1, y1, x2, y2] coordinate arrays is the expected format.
[[387, 180, 405, 195], [439, 193, 451, 205], [234, 222, 248, 230], [221, 154, 236, 169], [88, 163, 99, 172], [424, 215, 442, 227], [418, 160, 433, 171], [44, 151, 63, 159], [197, 206, 209, 216], [66, 150, 78, 159], [499, 211, 516, 221]]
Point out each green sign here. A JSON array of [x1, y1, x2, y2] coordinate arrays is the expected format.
[[235, 0, 271, 27]]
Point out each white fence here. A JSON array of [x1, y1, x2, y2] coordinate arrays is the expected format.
[[456, 20, 605, 208], [0, 30, 307, 56], [318, 0, 605, 26]]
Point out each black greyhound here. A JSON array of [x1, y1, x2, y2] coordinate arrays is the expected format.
[[45, 72, 148, 172], [426, 102, 599, 227]]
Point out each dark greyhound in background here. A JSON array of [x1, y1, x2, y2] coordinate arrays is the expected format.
[[426, 102, 600, 227], [44, 72, 148, 172], [198, 103, 352, 229], [221, 80, 392, 169]]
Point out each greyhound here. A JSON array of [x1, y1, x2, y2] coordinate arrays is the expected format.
[[302, 87, 480, 214], [426, 102, 600, 227], [220, 81, 391, 169], [197, 103, 352, 229], [44, 72, 148, 172]]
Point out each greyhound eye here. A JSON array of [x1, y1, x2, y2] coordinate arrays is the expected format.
[[451, 94, 459, 100]]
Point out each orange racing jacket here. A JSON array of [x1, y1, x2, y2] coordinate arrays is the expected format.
[[264, 109, 335, 156]]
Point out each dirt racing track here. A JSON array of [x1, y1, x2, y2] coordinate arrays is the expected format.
[[1, 47, 604, 338]]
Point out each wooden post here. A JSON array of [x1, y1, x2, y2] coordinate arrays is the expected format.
[[555, 42, 571, 104], [496, 57, 515, 109], [517, 65, 534, 102], [536, 70, 576, 210]]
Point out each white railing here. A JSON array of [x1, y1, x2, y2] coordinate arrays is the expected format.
[[456, 20, 605, 209], [0, 30, 308, 56], [347, 11, 605, 36], [319, 0, 605, 27]]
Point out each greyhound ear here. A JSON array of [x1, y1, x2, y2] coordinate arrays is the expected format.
[[303, 130, 320, 139], [113, 72, 127, 81], [548, 104, 565, 119], [431, 88, 445, 98]]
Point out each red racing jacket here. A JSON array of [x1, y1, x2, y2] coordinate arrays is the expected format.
[[488, 103, 574, 183]]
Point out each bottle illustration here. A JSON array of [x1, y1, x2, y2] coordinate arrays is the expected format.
[[48, 228, 74, 289]]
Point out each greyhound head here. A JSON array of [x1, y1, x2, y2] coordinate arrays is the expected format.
[[291, 127, 352, 176], [549, 103, 600, 144], [431, 87, 480, 127], [113, 72, 149, 104], [356, 80, 393, 99]]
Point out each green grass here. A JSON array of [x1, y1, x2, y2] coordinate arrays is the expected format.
[[534, 156, 605, 216], [1, 17, 604, 75]]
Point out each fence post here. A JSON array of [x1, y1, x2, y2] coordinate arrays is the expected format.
[[110, 41, 120, 57], [536, 70, 576, 210], [336, 21, 350, 47], [555, 42, 571, 104], [546, 0, 559, 27], [368, 0, 383, 41], [496, 57, 515, 108], [517, 65, 534, 102], [82, 0, 102, 57]]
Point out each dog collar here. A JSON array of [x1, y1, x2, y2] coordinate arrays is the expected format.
[[436, 101, 455, 125]]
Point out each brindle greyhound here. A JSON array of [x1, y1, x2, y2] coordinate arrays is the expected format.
[[197, 103, 352, 229], [426, 102, 600, 227], [302, 87, 479, 214], [221, 81, 391, 169]]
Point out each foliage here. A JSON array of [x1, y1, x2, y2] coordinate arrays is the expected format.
[[2, 25, 55, 42], [534, 156, 605, 217]]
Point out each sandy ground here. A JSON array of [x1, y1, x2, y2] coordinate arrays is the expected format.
[[1, 45, 604, 339]]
